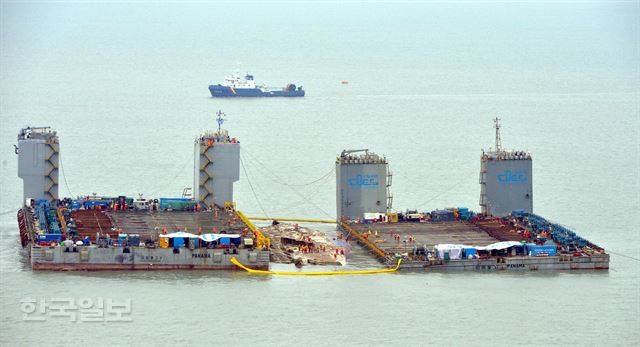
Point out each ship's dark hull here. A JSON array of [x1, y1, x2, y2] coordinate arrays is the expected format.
[[209, 85, 305, 97]]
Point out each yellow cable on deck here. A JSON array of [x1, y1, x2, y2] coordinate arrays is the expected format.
[[230, 257, 402, 276]]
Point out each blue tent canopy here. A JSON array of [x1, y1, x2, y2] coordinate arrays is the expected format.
[[198, 233, 241, 242]]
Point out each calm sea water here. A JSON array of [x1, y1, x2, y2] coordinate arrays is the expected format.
[[1, 2, 638, 346]]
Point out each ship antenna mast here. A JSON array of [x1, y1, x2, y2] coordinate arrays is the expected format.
[[494, 117, 502, 153], [216, 110, 226, 133]]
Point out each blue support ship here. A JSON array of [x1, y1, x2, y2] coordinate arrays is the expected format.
[[209, 73, 305, 97]]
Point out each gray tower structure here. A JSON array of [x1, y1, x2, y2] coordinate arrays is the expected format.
[[479, 118, 533, 217], [17, 127, 60, 203], [195, 112, 240, 208], [336, 149, 392, 221]]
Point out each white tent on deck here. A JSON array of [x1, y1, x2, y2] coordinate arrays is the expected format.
[[434, 244, 466, 260], [475, 241, 523, 251], [435, 241, 524, 259], [159, 232, 199, 238]]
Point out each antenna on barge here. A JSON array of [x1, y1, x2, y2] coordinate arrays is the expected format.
[[494, 117, 502, 153], [216, 110, 226, 133], [195, 110, 239, 209], [480, 117, 533, 217]]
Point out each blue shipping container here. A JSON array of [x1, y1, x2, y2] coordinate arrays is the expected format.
[[159, 198, 193, 209], [84, 201, 111, 208], [464, 248, 477, 258], [38, 234, 63, 242], [173, 238, 185, 248], [432, 210, 455, 222]]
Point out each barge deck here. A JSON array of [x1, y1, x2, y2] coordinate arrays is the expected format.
[[342, 219, 609, 271]]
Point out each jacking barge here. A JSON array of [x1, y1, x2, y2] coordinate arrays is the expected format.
[[18, 203, 270, 271], [15, 122, 271, 271], [333, 119, 609, 272]]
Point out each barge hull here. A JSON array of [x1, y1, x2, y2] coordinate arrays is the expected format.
[[414, 254, 610, 271], [208, 85, 305, 97], [31, 263, 269, 271], [30, 245, 270, 272]]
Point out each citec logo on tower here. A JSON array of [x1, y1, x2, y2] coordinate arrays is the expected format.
[[348, 174, 379, 189], [496, 170, 528, 185]]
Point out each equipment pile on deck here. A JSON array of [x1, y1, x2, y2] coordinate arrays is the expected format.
[[260, 222, 346, 266]]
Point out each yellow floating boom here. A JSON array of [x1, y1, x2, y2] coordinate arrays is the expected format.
[[230, 257, 401, 276], [247, 217, 336, 224]]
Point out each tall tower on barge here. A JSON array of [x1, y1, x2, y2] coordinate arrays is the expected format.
[[336, 149, 392, 221], [17, 127, 59, 203], [479, 118, 533, 217], [194, 111, 240, 208]]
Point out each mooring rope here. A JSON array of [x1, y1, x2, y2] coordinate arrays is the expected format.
[[240, 154, 270, 218]]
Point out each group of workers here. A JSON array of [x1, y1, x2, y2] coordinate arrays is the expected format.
[[508, 217, 552, 244]]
